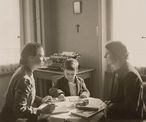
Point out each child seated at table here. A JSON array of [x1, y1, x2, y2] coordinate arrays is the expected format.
[[49, 58, 90, 101]]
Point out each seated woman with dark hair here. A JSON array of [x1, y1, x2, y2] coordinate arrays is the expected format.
[[104, 41, 144, 120], [0, 43, 55, 122]]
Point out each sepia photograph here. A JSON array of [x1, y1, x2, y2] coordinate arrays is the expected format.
[[0, 0, 146, 122]]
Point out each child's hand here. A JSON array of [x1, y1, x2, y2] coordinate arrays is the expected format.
[[42, 95, 53, 103], [58, 94, 66, 101], [76, 98, 89, 106], [80, 94, 87, 99]]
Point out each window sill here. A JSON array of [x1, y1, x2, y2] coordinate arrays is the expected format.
[[0, 64, 19, 76]]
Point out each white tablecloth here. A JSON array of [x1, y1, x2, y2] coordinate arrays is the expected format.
[[39, 96, 105, 122]]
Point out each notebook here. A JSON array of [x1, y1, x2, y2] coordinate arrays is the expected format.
[[71, 107, 105, 119], [71, 110, 100, 119], [76, 106, 99, 111]]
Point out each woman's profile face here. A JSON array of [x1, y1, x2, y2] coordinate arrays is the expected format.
[[104, 49, 116, 65], [32, 47, 45, 68]]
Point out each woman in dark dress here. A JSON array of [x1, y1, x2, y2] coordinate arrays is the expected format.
[[104, 41, 144, 120], [0, 43, 55, 122]]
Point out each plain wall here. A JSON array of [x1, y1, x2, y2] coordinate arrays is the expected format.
[[43, 0, 101, 97], [0, 75, 12, 111]]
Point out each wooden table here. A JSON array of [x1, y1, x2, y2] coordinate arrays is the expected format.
[[34, 67, 95, 97]]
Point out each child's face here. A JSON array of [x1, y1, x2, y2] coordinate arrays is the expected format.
[[64, 69, 77, 81]]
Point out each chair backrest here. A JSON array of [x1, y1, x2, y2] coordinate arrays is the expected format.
[[141, 75, 146, 105]]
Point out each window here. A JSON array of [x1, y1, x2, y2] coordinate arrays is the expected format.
[[0, 0, 20, 65], [112, 0, 146, 66]]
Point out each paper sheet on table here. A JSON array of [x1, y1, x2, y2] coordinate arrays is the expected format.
[[39, 103, 69, 114]]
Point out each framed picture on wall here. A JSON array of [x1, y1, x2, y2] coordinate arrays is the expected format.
[[73, 1, 82, 14]]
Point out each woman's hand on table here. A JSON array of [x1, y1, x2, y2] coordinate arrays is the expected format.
[[42, 95, 53, 103], [104, 100, 111, 105], [103, 101, 112, 119]]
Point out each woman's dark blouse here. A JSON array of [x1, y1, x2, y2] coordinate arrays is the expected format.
[[1, 65, 42, 121], [107, 62, 144, 119]]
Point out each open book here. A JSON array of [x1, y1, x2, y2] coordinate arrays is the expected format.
[[38, 103, 69, 114]]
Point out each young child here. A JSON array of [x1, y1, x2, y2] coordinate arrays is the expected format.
[[49, 58, 90, 101]]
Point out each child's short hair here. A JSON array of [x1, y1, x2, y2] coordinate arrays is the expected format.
[[64, 58, 79, 71]]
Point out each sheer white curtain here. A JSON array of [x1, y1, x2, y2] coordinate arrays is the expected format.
[[20, 0, 45, 45], [0, 0, 45, 75], [112, 0, 146, 67], [0, 0, 20, 65]]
